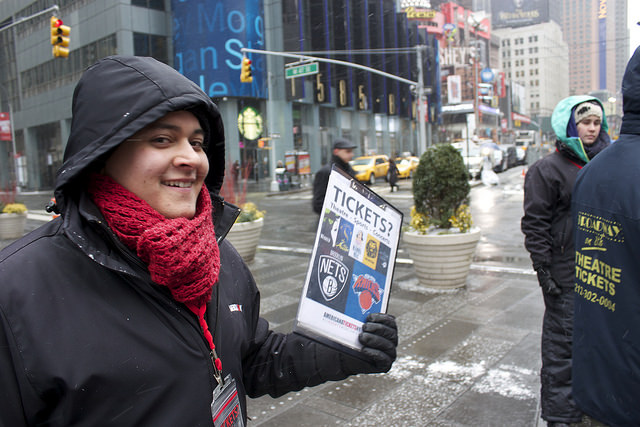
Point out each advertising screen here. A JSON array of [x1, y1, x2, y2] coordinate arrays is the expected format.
[[172, 0, 266, 99], [491, 0, 549, 29]]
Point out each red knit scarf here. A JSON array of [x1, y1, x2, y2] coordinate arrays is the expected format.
[[88, 174, 220, 309]]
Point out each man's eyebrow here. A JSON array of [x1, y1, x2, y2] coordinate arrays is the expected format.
[[144, 122, 204, 135]]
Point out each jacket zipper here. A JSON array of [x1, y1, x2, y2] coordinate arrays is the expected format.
[[90, 217, 221, 391]]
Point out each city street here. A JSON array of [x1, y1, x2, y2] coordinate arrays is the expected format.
[[3, 162, 555, 426], [243, 165, 546, 426]]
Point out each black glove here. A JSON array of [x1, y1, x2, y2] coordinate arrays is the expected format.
[[358, 313, 398, 372], [536, 266, 562, 296], [339, 313, 398, 375]]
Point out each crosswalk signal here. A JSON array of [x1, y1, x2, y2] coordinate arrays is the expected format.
[[50, 16, 70, 58], [240, 57, 253, 83]]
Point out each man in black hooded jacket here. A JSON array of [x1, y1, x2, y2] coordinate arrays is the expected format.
[[0, 56, 397, 426], [312, 138, 357, 214], [571, 46, 640, 427]]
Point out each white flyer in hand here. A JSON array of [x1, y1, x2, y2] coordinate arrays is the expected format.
[[294, 166, 403, 352]]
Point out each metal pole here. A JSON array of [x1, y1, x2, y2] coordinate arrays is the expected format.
[[242, 47, 417, 86], [466, 119, 470, 173], [267, 71, 279, 192], [417, 45, 427, 154], [473, 38, 479, 139], [9, 103, 19, 189], [243, 46, 429, 155], [0, 5, 59, 34], [0, 84, 19, 189]]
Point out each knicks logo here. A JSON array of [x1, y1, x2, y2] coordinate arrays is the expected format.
[[318, 255, 349, 301], [352, 274, 381, 313]]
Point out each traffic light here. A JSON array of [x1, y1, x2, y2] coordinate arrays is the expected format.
[[50, 16, 70, 58], [240, 57, 253, 83]]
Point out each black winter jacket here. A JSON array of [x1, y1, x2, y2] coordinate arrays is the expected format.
[[571, 47, 640, 426], [522, 96, 609, 286], [0, 56, 364, 426], [521, 143, 584, 285], [312, 155, 355, 214]]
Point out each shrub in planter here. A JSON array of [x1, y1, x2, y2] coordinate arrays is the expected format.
[[404, 144, 479, 289], [411, 144, 471, 232], [235, 202, 265, 224], [0, 199, 28, 240], [1, 202, 27, 214]]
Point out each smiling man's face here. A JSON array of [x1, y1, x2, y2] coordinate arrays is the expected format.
[[103, 110, 209, 219]]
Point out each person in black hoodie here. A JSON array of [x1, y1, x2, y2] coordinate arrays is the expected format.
[[312, 138, 357, 214], [387, 158, 399, 192], [0, 56, 397, 426], [521, 95, 610, 427], [571, 47, 640, 427]]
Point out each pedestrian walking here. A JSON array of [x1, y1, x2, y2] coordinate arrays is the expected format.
[[0, 56, 398, 426], [312, 138, 357, 214], [521, 95, 610, 426], [232, 159, 240, 183], [387, 157, 399, 192], [571, 47, 640, 426]]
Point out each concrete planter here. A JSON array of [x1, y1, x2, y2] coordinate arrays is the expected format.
[[225, 217, 264, 263], [403, 228, 481, 289], [0, 212, 27, 240]]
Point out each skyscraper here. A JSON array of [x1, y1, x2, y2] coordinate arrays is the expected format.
[[556, 0, 628, 95]]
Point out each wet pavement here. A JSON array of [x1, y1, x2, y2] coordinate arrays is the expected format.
[[3, 168, 554, 426]]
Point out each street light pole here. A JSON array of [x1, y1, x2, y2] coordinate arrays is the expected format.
[[472, 31, 480, 140], [241, 46, 429, 155], [0, 84, 19, 189], [417, 45, 427, 153]]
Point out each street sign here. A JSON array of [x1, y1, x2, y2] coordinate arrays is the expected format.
[[285, 62, 319, 79]]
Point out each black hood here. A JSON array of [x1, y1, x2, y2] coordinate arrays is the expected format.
[[54, 56, 226, 212], [620, 46, 640, 135]]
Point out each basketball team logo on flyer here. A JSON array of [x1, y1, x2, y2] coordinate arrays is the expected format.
[[317, 255, 349, 301], [345, 262, 385, 319], [295, 166, 403, 352], [353, 273, 381, 313]]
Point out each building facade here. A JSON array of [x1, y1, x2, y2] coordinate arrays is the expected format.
[[1, 0, 443, 191], [490, 0, 628, 135], [556, 0, 628, 96], [494, 21, 569, 132], [0, 0, 170, 190]]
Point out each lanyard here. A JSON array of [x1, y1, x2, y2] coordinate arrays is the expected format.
[[186, 301, 224, 387]]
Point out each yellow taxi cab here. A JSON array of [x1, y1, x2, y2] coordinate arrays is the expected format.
[[395, 156, 419, 179], [350, 154, 389, 184]]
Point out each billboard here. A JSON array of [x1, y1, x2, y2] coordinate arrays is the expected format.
[[172, 0, 266, 99], [491, 0, 549, 29], [447, 75, 462, 104], [598, 0, 607, 89], [511, 81, 527, 115], [0, 112, 11, 141]]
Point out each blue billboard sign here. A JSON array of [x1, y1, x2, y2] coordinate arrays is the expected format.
[[172, 0, 266, 99], [598, 0, 607, 89]]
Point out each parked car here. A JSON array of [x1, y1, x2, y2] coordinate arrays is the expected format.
[[451, 142, 483, 180], [395, 156, 419, 179], [514, 140, 529, 165], [350, 154, 389, 184], [500, 144, 518, 170]]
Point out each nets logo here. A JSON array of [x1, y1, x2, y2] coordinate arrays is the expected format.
[[352, 274, 381, 313], [318, 255, 349, 301]]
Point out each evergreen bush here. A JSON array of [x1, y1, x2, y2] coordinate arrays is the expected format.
[[412, 144, 470, 230]]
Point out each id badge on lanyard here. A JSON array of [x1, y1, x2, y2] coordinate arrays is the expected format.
[[211, 374, 244, 427]]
